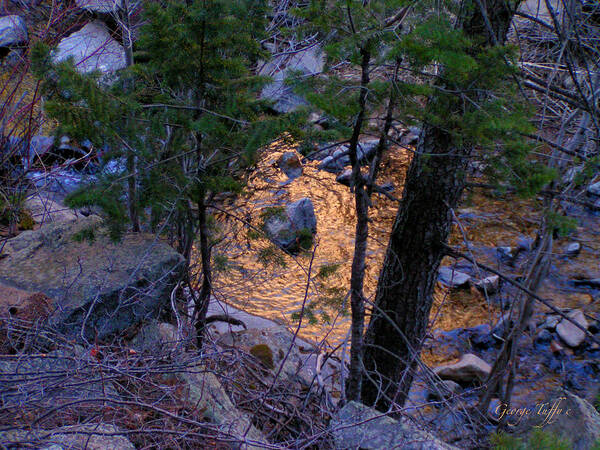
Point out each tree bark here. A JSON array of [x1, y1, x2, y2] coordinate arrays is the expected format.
[[194, 190, 212, 349], [361, 0, 519, 411], [345, 46, 371, 402]]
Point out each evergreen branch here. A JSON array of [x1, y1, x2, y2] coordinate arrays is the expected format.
[[141, 103, 249, 125]]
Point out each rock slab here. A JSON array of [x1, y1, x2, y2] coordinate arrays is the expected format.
[[53, 21, 126, 74], [0, 15, 28, 48], [0, 216, 185, 341], [330, 401, 457, 449]]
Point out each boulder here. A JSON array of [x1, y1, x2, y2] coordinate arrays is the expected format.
[[473, 275, 500, 294], [438, 267, 471, 288], [0, 349, 118, 408], [178, 366, 267, 448], [277, 151, 302, 180], [0, 283, 53, 351], [556, 309, 588, 347], [317, 140, 379, 174], [264, 198, 317, 251], [216, 326, 316, 386], [515, 389, 600, 450], [53, 21, 126, 74], [433, 353, 491, 384], [0, 15, 28, 48], [24, 195, 80, 224], [1, 424, 135, 449], [260, 46, 324, 113], [496, 246, 514, 259], [76, 0, 121, 13], [0, 216, 185, 341], [130, 321, 182, 353], [587, 181, 600, 197], [330, 401, 457, 449]]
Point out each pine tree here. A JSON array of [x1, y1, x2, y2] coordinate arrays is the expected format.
[[32, 0, 293, 347]]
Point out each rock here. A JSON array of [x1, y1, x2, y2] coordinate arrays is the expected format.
[[335, 168, 353, 186], [1, 424, 135, 449], [260, 46, 324, 113], [534, 328, 553, 345], [433, 353, 491, 384], [24, 195, 80, 224], [287, 197, 316, 232], [550, 339, 564, 354], [53, 21, 126, 74], [469, 324, 495, 350], [542, 314, 561, 330], [0, 15, 28, 48], [556, 309, 588, 347], [438, 267, 471, 288], [318, 152, 350, 173], [473, 275, 500, 294], [496, 246, 514, 259], [517, 236, 534, 252], [491, 313, 513, 340], [330, 401, 457, 449], [178, 365, 267, 448], [0, 283, 53, 351], [0, 216, 185, 341], [264, 198, 317, 251], [131, 321, 182, 353], [515, 389, 600, 450], [277, 151, 302, 180], [427, 379, 462, 401], [0, 349, 118, 407], [565, 242, 581, 256], [216, 326, 316, 386], [587, 181, 600, 197], [27, 135, 56, 166], [76, 0, 121, 13]]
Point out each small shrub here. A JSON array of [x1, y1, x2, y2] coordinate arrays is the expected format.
[[491, 429, 572, 450], [72, 226, 97, 243]]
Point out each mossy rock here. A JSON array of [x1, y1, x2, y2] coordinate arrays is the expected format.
[[250, 343, 274, 369]]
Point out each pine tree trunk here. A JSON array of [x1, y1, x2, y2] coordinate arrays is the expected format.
[[195, 191, 212, 349], [361, 125, 471, 410], [361, 0, 519, 411], [345, 47, 371, 402]]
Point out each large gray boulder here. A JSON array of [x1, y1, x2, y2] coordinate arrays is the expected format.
[[263, 197, 317, 252], [587, 181, 600, 197], [330, 401, 457, 449], [216, 326, 316, 386], [260, 46, 324, 113], [76, 0, 121, 13], [515, 389, 600, 450], [0, 15, 28, 48], [0, 349, 119, 408], [0, 215, 185, 341], [1, 424, 135, 449], [177, 365, 267, 448], [53, 21, 126, 74]]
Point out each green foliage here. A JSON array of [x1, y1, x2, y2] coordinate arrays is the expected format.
[[296, 227, 314, 251], [317, 263, 341, 279], [257, 245, 287, 268], [72, 226, 97, 243], [547, 211, 578, 238], [491, 429, 572, 450]]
